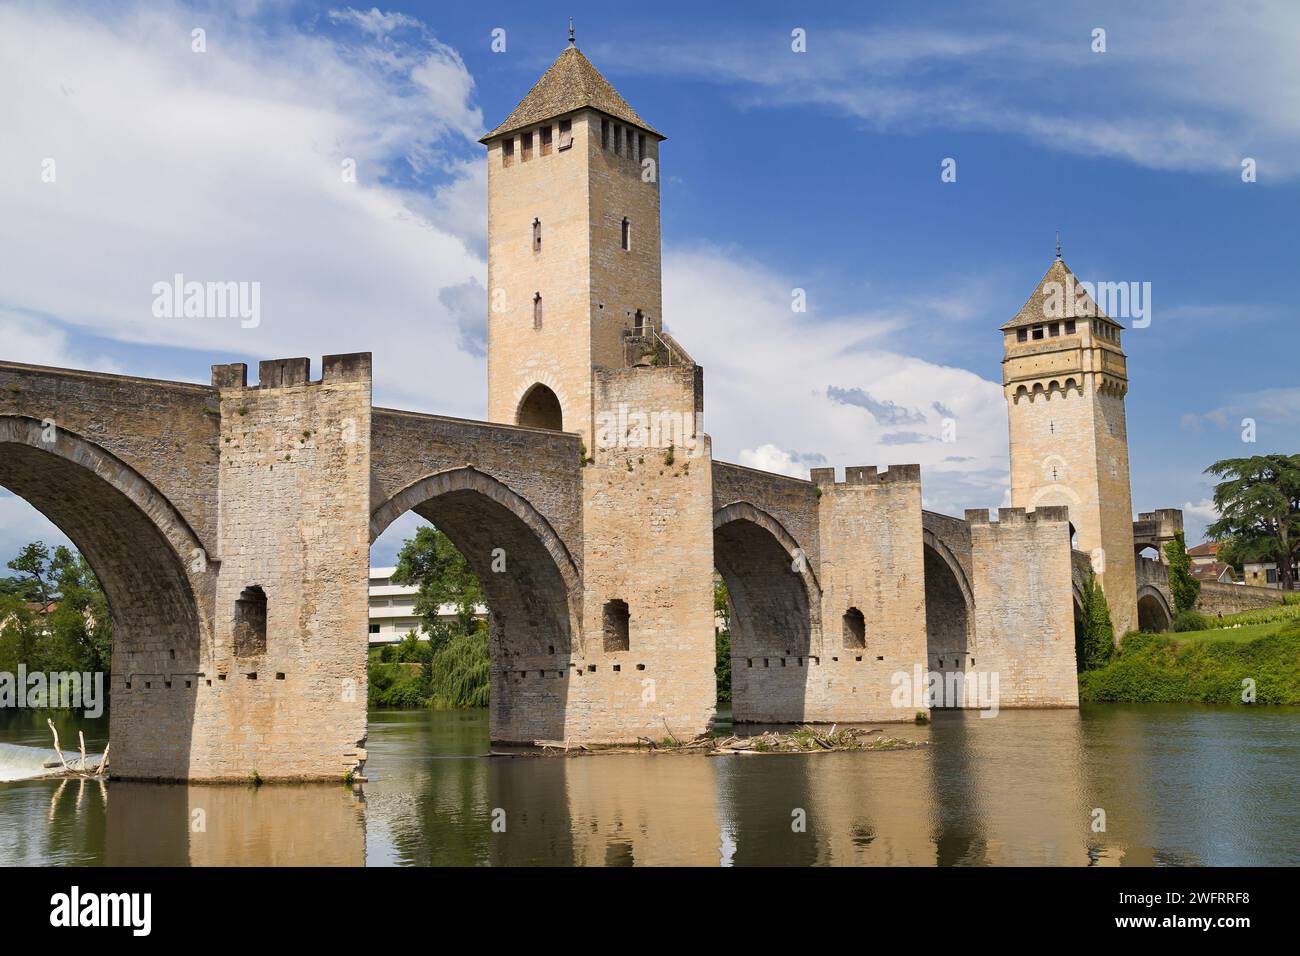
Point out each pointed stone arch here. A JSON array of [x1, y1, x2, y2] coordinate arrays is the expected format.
[[0, 415, 210, 778], [370, 466, 583, 741]]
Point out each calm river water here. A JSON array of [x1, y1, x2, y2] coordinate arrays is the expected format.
[[1, 704, 1296, 866]]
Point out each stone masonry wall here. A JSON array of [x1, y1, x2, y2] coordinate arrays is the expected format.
[[195, 354, 371, 780], [783, 465, 928, 723], [967, 506, 1078, 708], [560, 363, 715, 743]]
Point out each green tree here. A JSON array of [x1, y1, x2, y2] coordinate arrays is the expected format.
[[1163, 532, 1201, 613], [1075, 572, 1114, 671], [391, 526, 485, 651], [1205, 454, 1300, 592], [714, 578, 731, 703], [381, 526, 492, 709], [7, 541, 56, 606], [0, 542, 111, 677]]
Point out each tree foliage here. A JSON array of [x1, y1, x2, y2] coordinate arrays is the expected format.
[[0, 541, 111, 679], [371, 526, 491, 709], [714, 578, 731, 703], [1074, 572, 1114, 671], [391, 526, 485, 652], [1205, 454, 1300, 591], [1163, 532, 1201, 613]]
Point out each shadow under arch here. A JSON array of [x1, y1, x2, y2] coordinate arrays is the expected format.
[[0, 416, 209, 779], [1136, 585, 1172, 632], [370, 466, 582, 743], [713, 501, 821, 723], [921, 530, 974, 705], [515, 383, 563, 431]]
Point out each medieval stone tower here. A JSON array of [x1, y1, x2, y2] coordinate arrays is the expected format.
[[481, 36, 666, 447], [478, 37, 717, 743], [1002, 254, 1138, 638]]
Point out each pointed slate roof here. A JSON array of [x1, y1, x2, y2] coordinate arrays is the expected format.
[[480, 45, 662, 143], [1000, 257, 1124, 331]]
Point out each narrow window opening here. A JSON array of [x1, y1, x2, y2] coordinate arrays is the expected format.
[[532, 218, 541, 253], [533, 292, 543, 329], [1016, 328, 1028, 342], [1032, 325, 1044, 340], [601, 118, 609, 150], [233, 585, 268, 657], [1049, 322, 1060, 336], [540, 125, 552, 156], [603, 598, 630, 652], [842, 606, 866, 649], [614, 125, 623, 155], [558, 118, 573, 151], [638, 133, 646, 159], [633, 309, 644, 333], [501, 137, 514, 167], [522, 131, 533, 161], [1065, 319, 1076, 334], [621, 217, 631, 251]]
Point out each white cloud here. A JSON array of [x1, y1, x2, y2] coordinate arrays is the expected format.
[[664, 246, 1010, 516], [614, 2, 1300, 176], [0, 311, 121, 374], [737, 444, 813, 478], [1182, 498, 1219, 523], [0, 492, 74, 563], [0, 1, 488, 416]]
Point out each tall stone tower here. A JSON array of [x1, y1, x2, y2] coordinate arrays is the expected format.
[[1001, 254, 1138, 638], [480, 36, 666, 448], [477, 36, 717, 743]]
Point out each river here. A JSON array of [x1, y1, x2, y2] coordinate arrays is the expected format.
[[1, 704, 1296, 866]]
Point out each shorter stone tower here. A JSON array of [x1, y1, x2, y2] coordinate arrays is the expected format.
[[1001, 255, 1138, 638]]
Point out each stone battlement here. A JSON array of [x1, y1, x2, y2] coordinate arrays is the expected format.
[[211, 353, 372, 389], [964, 505, 1070, 525], [810, 464, 921, 486]]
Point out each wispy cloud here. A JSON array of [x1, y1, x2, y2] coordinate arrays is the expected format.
[[611, 2, 1300, 176], [664, 245, 1009, 512]]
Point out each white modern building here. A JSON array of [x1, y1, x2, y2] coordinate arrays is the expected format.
[[367, 567, 488, 644], [368, 566, 422, 644]]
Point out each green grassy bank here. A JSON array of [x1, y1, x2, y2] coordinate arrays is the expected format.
[[1078, 620, 1300, 705]]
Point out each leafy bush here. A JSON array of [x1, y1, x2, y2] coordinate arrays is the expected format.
[[1172, 609, 1211, 632], [367, 660, 431, 708]]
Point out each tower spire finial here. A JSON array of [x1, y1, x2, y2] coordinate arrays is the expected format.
[[1055, 230, 1062, 261], [568, 17, 575, 46]]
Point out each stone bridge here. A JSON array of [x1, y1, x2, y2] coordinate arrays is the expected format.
[[1129, 556, 1287, 631], [1, 353, 1086, 781]]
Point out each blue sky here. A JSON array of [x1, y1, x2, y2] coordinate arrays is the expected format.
[[1, 0, 1297, 565]]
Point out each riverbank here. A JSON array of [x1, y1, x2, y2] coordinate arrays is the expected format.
[[1078, 621, 1300, 704]]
